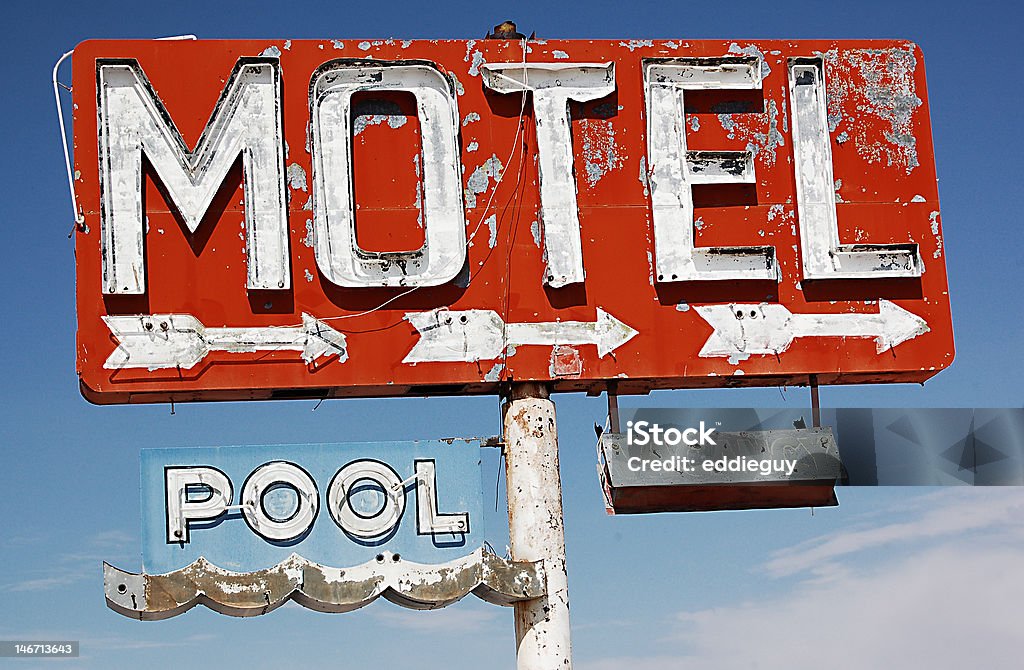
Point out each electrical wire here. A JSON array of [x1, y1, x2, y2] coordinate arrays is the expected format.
[[53, 49, 83, 229], [53, 35, 198, 233], [308, 37, 532, 326]]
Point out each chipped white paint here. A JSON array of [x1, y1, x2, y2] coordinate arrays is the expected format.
[[102, 313, 348, 370], [465, 155, 503, 209], [695, 300, 929, 358], [644, 57, 777, 282], [788, 58, 922, 279], [485, 214, 498, 248], [549, 344, 583, 378], [104, 547, 546, 619], [403, 307, 638, 363], [580, 118, 623, 187], [728, 42, 771, 78], [620, 40, 653, 51], [484, 362, 504, 381], [302, 218, 314, 248], [712, 92, 785, 166], [351, 99, 408, 135], [929, 210, 943, 259], [468, 50, 486, 76], [310, 62, 465, 287], [97, 59, 289, 294], [849, 47, 922, 173], [504, 383, 572, 670], [286, 162, 307, 191], [481, 62, 615, 287]]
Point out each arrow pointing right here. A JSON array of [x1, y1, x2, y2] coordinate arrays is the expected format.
[[695, 300, 929, 358], [403, 307, 638, 363]]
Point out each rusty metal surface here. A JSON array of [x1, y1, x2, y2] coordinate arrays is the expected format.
[[104, 547, 545, 620], [600, 427, 841, 486], [71, 39, 954, 404], [598, 428, 841, 513]]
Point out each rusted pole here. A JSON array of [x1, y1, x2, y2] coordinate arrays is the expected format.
[[503, 382, 572, 669]]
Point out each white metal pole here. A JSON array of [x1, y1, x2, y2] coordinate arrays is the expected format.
[[503, 382, 573, 669]]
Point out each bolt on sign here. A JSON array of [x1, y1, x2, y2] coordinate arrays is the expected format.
[[71, 39, 953, 403], [105, 440, 546, 619]]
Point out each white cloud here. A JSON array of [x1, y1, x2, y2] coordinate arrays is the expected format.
[[3, 575, 80, 593], [0, 528, 136, 593], [667, 542, 1024, 670], [765, 488, 1024, 577], [579, 489, 1024, 670]]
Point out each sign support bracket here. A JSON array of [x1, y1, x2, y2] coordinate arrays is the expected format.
[[810, 374, 821, 428], [606, 381, 621, 435]]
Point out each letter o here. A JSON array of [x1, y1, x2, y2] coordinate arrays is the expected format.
[[241, 461, 318, 542], [328, 460, 405, 539]]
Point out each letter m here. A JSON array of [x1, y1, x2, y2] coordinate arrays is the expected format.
[[97, 58, 289, 294]]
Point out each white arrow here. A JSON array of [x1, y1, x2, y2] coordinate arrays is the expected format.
[[403, 308, 639, 363], [695, 300, 929, 358], [103, 313, 349, 370]]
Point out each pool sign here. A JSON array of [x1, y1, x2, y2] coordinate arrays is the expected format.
[[141, 440, 483, 574], [71, 39, 953, 403]]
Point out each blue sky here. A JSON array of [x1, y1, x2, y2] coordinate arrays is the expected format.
[[2, 0, 1023, 667]]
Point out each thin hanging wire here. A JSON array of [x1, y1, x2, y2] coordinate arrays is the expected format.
[[53, 49, 83, 231], [53, 35, 198, 235], [301, 37, 532, 328]]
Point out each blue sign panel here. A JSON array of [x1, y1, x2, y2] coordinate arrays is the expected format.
[[141, 440, 483, 574]]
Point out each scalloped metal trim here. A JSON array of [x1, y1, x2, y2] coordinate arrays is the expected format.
[[104, 548, 546, 620]]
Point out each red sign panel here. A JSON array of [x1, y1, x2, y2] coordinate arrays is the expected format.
[[72, 39, 953, 403]]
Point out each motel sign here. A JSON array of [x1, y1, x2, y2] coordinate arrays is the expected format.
[[71, 39, 953, 403]]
